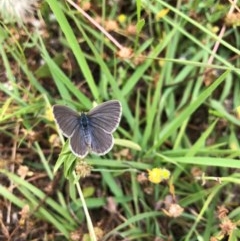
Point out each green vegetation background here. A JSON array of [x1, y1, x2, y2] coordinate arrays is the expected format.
[[1, 0, 240, 240]]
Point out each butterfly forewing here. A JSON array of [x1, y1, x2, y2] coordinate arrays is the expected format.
[[53, 105, 80, 137], [87, 100, 122, 133]]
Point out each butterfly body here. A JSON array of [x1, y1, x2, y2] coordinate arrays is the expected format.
[[53, 100, 122, 159], [78, 113, 91, 147]]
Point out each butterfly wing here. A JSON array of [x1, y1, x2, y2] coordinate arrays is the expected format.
[[53, 105, 79, 137], [89, 125, 114, 155], [69, 124, 89, 158], [87, 100, 122, 133]]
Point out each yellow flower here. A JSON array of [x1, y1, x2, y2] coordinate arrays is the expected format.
[[45, 106, 54, 121], [117, 14, 127, 24], [156, 9, 169, 20], [161, 168, 171, 179], [235, 106, 240, 119], [148, 168, 170, 184]]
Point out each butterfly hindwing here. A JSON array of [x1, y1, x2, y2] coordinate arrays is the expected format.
[[70, 123, 89, 158], [89, 124, 114, 155]]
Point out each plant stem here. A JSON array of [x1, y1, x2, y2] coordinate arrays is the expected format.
[[73, 171, 97, 241]]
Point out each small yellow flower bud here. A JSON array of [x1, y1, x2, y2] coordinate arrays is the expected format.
[[148, 168, 170, 184], [118, 14, 127, 24]]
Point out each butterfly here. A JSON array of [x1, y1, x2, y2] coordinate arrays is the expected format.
[[53, 100, 122, 158]]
